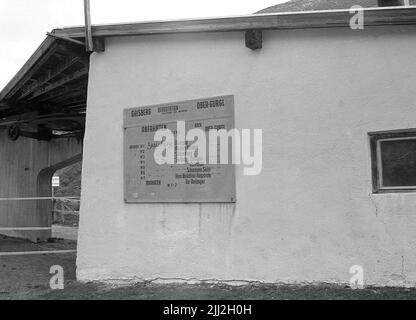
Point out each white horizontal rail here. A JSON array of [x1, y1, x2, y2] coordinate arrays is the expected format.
[[53, 210, 79, 214], [0, 250, 76, 256], [0, 196, 80, 201], [0, 227, 51, 231]]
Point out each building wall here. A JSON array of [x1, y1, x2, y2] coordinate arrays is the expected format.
[[0, 130, 82, 242], [78, 25, 416, 286]]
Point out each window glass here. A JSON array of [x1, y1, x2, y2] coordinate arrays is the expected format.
[[380, 138, 416, 187]]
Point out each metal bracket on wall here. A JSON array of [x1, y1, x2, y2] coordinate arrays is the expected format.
[[245, 29, 263, 50], [92, 37, 105, 52]]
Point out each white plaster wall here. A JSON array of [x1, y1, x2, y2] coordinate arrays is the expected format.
[[77, 25, 416, 286]]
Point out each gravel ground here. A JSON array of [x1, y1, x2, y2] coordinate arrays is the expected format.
[[2, 236, 416, 300]]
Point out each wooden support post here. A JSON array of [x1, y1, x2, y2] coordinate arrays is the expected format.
[[245, 30, 262, 50]]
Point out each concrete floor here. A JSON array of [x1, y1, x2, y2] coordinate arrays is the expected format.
[[52, 225, 78, 241], [2, 236, 416, 299]]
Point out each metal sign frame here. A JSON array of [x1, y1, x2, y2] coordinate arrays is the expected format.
[[123, 95, 236, 203]]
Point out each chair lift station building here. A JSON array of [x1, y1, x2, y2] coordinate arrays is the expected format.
[[2, 5, 416, 287]]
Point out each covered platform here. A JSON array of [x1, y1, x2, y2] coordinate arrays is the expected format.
[[0, 35, 88, 241]]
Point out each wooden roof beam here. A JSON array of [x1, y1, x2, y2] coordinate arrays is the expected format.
[[0, 100, 50, 117], [1, 38, 59, 101], [37, 83, 86, 103], [60, 97, 87, 108], [17, 56, 83, 101], [25, 67, 88, 101], [48, 91, 86, 104]]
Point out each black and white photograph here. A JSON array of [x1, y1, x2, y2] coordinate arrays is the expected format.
[[1, 0, 416, 309]]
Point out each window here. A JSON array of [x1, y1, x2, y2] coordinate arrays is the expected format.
[[369, 129, 416, 193]]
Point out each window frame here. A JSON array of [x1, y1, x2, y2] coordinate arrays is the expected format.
[[369, 129, 416, 194]]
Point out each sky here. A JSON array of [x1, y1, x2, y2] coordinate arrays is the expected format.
[[0, 0, 286, 91]]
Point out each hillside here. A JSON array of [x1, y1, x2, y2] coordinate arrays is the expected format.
[[53, 162, 82, 197]]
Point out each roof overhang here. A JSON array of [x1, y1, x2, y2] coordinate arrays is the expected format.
[[52, 6, 416, 38], [0, 36, 89, 140], [3, 6, 416, 107]]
